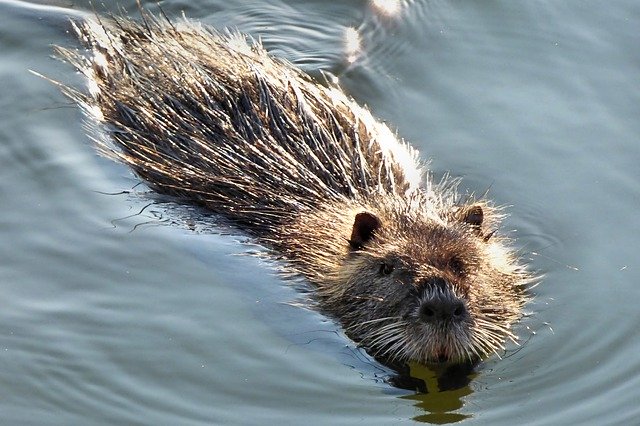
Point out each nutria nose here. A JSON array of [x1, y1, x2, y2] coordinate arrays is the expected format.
[[418, 278, 467, 323], [419, 297, 467, 323]]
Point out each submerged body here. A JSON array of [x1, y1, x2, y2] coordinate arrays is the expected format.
[[57, 14, 532, 365]]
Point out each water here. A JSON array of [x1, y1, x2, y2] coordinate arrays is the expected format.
[[1, 0, 639, 424]]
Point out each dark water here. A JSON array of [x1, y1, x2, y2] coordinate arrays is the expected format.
[[1, 0, 639, 424]]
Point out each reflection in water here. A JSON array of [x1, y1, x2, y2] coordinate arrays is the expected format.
[[335, 0, 414, 103], [343, 27, 362, 64], [370, 0, 402, 17], [391, 362, 476, 423]]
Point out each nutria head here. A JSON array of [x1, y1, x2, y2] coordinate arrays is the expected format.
[[317, 199, 530, 365]]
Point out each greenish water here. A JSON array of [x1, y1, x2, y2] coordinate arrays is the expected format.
[[1, 0, 639, 424]]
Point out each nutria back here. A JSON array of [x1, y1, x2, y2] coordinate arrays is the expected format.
[[55, 14, 534, 365], [57, 17, 424, 231]]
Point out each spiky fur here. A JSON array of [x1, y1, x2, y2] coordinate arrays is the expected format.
[[55, 14, 533, 365]]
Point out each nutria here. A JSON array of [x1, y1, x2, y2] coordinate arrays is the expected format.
[[53, 13, 533, 366]]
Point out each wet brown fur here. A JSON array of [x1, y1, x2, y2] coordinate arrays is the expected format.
[[54, 13, 534, 365]]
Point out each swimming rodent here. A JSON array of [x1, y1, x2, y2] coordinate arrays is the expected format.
[[54, 13, 533, 366]]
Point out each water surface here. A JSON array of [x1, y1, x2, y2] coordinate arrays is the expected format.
[[1, 0, 639, 424]]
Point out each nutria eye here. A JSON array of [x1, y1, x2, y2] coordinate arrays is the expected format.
[[379, 262, 394, 275], [448, 257, 465, 276]]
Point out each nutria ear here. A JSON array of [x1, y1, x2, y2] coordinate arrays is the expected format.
[[459, 205, 483, 229], [349, 212, 381, 250]]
